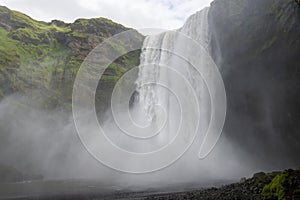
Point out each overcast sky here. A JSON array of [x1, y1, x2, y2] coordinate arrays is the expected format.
[[0, 0, 213, 30]]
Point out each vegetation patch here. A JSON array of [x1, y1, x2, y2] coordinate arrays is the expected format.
[[262, 168, 300, 200]]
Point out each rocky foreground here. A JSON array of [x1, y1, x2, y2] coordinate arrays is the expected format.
[[142, 169, 299, 200], [0, 168, 299, 200]]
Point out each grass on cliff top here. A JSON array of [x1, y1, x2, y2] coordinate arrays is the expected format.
[[0, 6, 70, 33], [73, 17, 124, 27]]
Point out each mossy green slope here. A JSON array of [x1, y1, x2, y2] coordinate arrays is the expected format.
[[0, 6, 143, 111], [263, 168, 300, 200]]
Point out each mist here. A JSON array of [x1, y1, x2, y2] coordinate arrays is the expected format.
[[0, 3, 291, 188], [1, 1, 300, 199], [0, 90, 262, 187]]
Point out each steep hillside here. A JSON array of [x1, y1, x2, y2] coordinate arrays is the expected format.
[[209, 0, 300, 167], [0, 6, 143, 111]]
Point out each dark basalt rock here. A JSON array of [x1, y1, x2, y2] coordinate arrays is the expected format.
[[50, 19, 68, 27], [209, 0, 300, 169], [0, 164, 23, 183], [142, 169, 298, 200]]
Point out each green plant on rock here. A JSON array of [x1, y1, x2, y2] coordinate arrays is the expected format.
[[262, 169, 300, 200], [295, 0, 300, 6]]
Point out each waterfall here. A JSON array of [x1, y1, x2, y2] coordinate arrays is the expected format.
[[70, 4, 227, 175], [135, 8, 211, 149]]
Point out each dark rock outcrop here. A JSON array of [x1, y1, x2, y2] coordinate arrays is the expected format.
[[0, 164, 23, 183], [142, 168, 299, 200], [209, 0, 300, 168]]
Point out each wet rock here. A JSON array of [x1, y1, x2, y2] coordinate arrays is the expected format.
[[0, 164, 23, 183], [240, 177, 246, 183], [253, 172, 266, 178]]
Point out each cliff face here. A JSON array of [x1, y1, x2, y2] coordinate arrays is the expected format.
[[209, 0, 300, 167], [0, 6, 143, 111]]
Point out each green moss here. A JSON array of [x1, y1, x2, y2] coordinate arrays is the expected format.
[[8, 28, 40, 44], [0, 28, 21, 65], [0, 6, 143, 111], [0, 6, 67, 32], [71, 31, 90, 38], [107, 40, 128, 55], [262, 169, 300, 200], [74, 17, 123, 27]]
